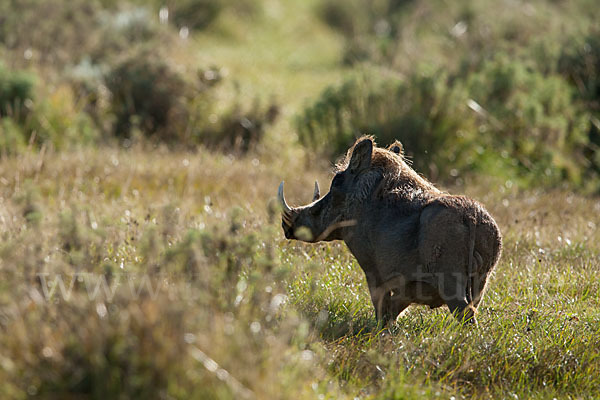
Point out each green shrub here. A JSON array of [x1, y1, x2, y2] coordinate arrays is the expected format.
[[0, 63, 35, 119], [296, 72, 476, 175], [104, 53, 278, 151], [297, 58, 599, 189], [0, 118, 27, 156], [317, 0, 411, 37], [27, 85, 100, 149], [557, 29, 600, 178], [467, 56, 590, 185], [317, 0, 366, 37], [90, 6, 171, 65], [169, 0, 224, 31], [316, 0, 411, 65], [104, 49, 189, 141], [200, 98, 280, 153], [0, 64, 99, 153], [558, 28, 600, 110]]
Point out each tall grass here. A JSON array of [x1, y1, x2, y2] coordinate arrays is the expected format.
[[0, 147, 599, 398]]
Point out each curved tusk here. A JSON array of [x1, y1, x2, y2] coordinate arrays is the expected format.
[[312, 180, 320, 202], [278, 181, 292, 215]]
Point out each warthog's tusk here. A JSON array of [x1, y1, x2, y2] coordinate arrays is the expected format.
[[312, 181, 320, 202], [282, 213, 292, 226], [278, 182, 293, 223], [315, 219, 357, 242]]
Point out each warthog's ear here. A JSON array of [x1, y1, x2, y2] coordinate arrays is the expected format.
[[349, 138, 373, 174], [387, 140, 404, 156]]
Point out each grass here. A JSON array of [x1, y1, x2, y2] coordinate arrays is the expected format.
[[0, 146, 599, 399], [1, 0, 600, 399], [191, 0, 348, 108]]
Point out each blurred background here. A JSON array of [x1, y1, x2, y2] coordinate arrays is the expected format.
[[1, 0, 599, 189], [1, 1, 600, 399]]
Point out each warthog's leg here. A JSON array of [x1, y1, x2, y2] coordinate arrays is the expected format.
[[446, 298, 476, 324], [389, 293, 410, 321], [440, 274, 477, 324], [370, 276, 410, 325], [369, 285, 391, 323], [470, 251, 488, 310], [371, 289, 409, 326]]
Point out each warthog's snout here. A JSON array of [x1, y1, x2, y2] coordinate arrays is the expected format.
[[278, 181, 328, 242]]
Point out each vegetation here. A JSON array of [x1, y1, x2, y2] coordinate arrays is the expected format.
[[0, 0, 599, 399], [301, 0, 600, 190]]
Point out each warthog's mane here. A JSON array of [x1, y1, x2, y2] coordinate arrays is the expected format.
[[336, 136, 441, 205]]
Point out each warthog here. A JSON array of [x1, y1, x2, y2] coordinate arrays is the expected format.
[[279, 137, 502, 324]]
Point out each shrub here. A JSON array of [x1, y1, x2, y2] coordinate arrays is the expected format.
[[316, 0, 411, 65], [0, 118, 27, 156], [466, 56, 590, 186], [0, 63, 100, 153], [104, 49, 189, 141], [169, 0, 224, 31], [27, 85, 100, 149], [297, 58, 599, 189], [104, 53, 278, 151], [296, 72, 476, 176], [558, 28, 600, 111], [90, 6, 172, 65], [317, 0, 411, 37], [557, 29, 600, 178], [0, 63, 35, 119], [201, 98, 280, 153]]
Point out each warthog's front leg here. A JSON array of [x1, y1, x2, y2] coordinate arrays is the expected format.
[[369, 276, 410, 325]]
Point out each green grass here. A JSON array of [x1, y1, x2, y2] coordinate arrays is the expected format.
[[0, 147, 599, 399]]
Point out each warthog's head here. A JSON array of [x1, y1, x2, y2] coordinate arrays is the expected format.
[[278, 138, 376, 242]]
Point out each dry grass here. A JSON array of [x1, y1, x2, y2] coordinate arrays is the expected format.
[[0, 146, 598, 399]]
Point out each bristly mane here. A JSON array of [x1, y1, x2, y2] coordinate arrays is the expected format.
[[336, 136, 441, 204]]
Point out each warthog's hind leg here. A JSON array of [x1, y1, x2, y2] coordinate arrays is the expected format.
[[440, 275, 477, 325], [446, 298, 476, 325]]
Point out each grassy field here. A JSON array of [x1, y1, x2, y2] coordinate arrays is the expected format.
[[1, 1, 600, 399]]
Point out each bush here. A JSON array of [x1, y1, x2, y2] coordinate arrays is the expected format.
[[558, 28, 600, 110], [169, 0, 224, 31], [0, 63, 35, 119], [297, 58, 600, 189], [317, 0, 411, 65], [28, 85, 100, 149], [467, 56, 590, 186], [317, 0, 411, 37], [296, 72, 476, 176], [0, 63, 100, 153], [104, 52, 279, 151], [89, 5, 176, 67], [558, 28, 600, 177], [0, 118, 27, 156], [104, 49, 189, 141], [200, 98, 280, 153]]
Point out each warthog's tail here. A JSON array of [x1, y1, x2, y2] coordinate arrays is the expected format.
[[466, 218, 476, 306]]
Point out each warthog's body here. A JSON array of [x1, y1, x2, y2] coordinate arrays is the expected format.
[[279, 137, 502, 324]]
